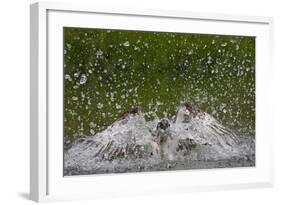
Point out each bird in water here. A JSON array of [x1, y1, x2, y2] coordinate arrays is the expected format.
[[65, 103, 240, 165], [151, 118, 179, 160]]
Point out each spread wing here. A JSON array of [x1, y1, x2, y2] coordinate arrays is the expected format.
[[65, 103, 241, 172], [65, 112, 159, 162], [174, 104, 239, 151]]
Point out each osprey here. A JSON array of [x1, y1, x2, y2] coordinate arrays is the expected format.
[[152, 118, 178, 160], [64, 103, 244, 172]]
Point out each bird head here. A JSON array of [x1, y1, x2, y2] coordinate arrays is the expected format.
[[157, 118, 170, 131]]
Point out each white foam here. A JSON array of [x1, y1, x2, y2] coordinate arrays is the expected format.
[[64, 108, 254, 174]]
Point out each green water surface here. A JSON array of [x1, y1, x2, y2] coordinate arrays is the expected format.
[[63, 27, 255, 144]]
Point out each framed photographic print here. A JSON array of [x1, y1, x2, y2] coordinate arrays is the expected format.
[[30, 2, 274, 202]]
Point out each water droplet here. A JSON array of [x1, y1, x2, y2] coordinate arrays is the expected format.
[[79, 74, 87, 84], [65, 74, 72, 81], [96, 50, 103, 56], [72, 96, 78, 101], [66, 43, 71, 49], [90, 129, 95, 135], [123, 41, 130, 47], [90, 122, 97, 128], [97, 103, 104, 109]]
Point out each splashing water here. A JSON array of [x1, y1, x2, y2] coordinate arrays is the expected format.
[[64, 104, 255, 176]]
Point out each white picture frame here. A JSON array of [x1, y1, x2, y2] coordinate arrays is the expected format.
[[30, 1, 274, 202]]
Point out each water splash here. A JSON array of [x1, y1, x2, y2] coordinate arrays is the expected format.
[[64, 104, 254, 175]]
